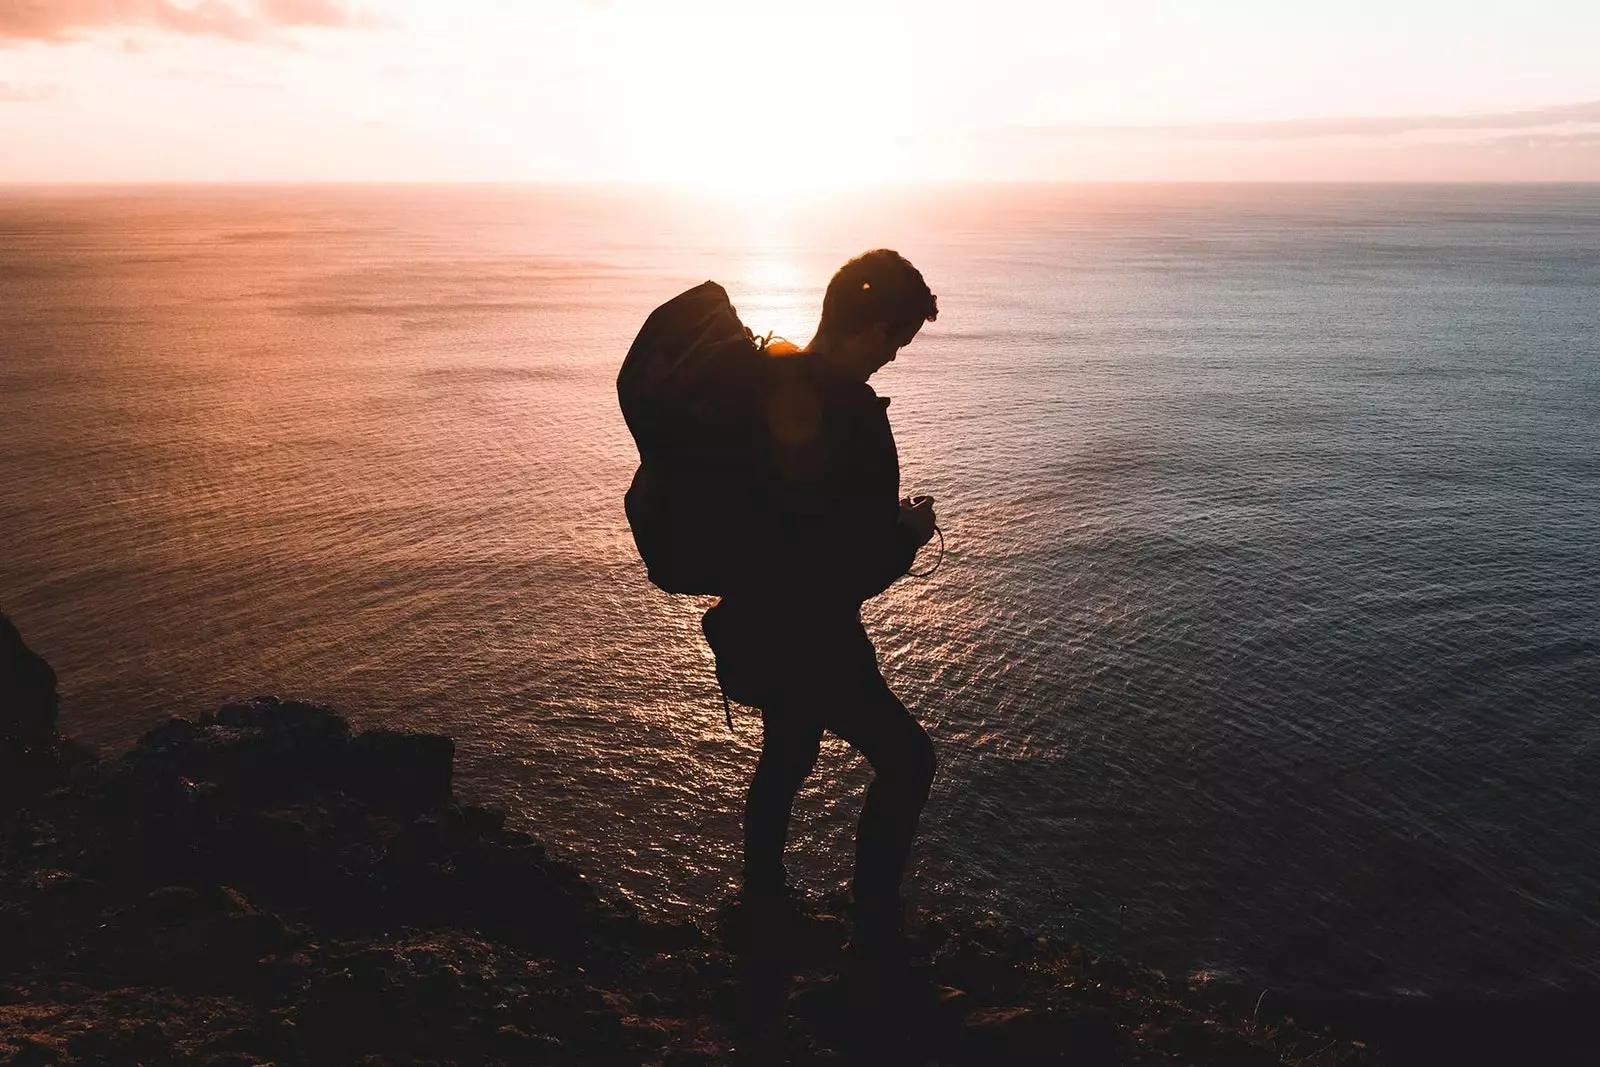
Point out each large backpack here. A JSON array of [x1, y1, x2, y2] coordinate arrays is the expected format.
[[618, 282, 774, 595]]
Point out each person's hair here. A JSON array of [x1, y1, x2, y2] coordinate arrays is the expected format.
[[818, 249, 938, 344]]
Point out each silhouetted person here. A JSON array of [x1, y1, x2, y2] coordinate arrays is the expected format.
[[702, 249, 940, 949]]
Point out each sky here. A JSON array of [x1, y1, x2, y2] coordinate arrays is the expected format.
[[2, 0, 1599, 184]]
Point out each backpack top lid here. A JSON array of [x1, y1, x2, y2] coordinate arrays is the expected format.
[[617, 281, 766, 464]]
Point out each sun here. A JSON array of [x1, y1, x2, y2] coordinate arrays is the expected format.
[[592, 3, 926, 194], [617, 78, 911, 194]]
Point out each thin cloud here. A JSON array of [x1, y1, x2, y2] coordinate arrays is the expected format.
[[1003, 101, 1600, 143], [0, 81, 61, 101], [259, 0, 358, 25], [160, 66, 287, 91], [0, 0, 388, 44], [1483, 130, 1600, 150]]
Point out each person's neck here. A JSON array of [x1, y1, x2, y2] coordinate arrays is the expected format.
[[803, 331, 862, 381]]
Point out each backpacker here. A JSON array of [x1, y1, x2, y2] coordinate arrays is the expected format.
[[618, 281, 773, 595]]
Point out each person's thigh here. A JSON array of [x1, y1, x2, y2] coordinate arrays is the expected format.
[[764, 613, 934, 779], [758, 708, 825, 778], [818, 672, 932, 779]]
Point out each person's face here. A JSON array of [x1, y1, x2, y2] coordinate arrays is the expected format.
[[841, 321, 922, 382]]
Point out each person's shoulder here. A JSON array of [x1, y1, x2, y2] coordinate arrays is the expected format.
[[829, 383, 891, 450], [814, 360, 877, 405], [778, 355, 864, 405], [825, 380, 884, 433]]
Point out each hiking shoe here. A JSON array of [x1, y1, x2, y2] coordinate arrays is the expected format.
[[720, 886, 840, 958], [846, 900, 913, 966]]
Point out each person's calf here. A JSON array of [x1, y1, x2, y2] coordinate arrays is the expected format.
[[905, 725, 936, 799]]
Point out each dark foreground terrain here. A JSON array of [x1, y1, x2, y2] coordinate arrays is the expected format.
[[1, 615, 1591, 1065]]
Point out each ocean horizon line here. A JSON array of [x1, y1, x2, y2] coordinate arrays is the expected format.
[[4, 177, 1600, 191]]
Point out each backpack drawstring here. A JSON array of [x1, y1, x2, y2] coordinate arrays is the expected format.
[[907, 525, 945, 579]]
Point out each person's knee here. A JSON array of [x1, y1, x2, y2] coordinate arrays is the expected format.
[[756, 731, 821, 790], [791, 735, 823, 780], [908, 727, 936, 795], [881, 725, 935, 801]]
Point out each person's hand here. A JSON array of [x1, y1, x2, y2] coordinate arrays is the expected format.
[[899, 495, 937, 548]]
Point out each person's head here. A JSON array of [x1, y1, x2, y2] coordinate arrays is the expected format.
[[810, 249, 937, 382]]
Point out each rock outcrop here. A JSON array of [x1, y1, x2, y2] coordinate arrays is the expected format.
[[1, 613, 59, 743], [0, 618, 1582, 1065], [1, 613, 93, 814]]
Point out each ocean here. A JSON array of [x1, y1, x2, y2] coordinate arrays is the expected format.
[[3, 183, 1597, 997]]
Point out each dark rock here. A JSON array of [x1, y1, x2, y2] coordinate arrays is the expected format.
[[19, 868, 109, 923], [0, 614, 58, 743], [1276, 986, 1600, 1066], [933, 939, 1027, 1000], [233, 808, 314, 875], [6, 1036, 62, 1066], [89, 885, 291, 987], [959, 1005, 1125, 1066], [125, 697, 350, 804], [0, 635, 1384, 1066], [0, 869, 111, 965], [347, 729, 453, 815], [0, 617, 93, 813], [456, 803, 506, 835], [133, 884, 206, 924], [213, 696, 348, 739], [492, 1023, 565, 1063]]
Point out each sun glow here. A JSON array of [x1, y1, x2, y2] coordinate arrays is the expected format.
[[735, 251, 815, 343], [8, 0, 1600, 184]]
